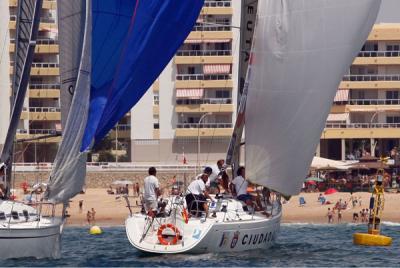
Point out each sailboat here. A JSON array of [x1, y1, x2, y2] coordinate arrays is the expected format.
[[0, 0, 65, 259], [0, 0, 204, 259], [125, 0, 381, 254]]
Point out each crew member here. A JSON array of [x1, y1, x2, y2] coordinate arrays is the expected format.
[[186, 173, 214, 217], [143, 167, 161, 216]]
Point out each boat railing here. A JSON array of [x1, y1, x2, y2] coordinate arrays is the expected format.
[[176, 49, 232, 56], [176, 74, 231, 81], [357, 50, 400, 57], [343, 74, 400, 81]]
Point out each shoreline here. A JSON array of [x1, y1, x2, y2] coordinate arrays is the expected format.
[[52, 189, 400, 227]]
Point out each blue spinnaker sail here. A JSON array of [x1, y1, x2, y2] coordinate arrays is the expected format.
[[81, 0, 204, 151]]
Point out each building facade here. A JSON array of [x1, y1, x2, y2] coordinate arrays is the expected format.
[[320, 23, 400, 160], [1, 1, 400, 164], [130, 0, 241, 165]]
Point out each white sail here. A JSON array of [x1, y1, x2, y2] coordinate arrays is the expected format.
[[245, 0, 381, 196], [45, 0, 91, 203]]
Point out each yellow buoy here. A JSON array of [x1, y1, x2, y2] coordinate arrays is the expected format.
[[353, 168, 392, 246], [353, 233, 392, 246], [89, 225, 103, 235]]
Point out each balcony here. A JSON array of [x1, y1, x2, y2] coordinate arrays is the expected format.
[[176, 98, 232, 105], [175, 74, 233, 89], [175, 123, 233, 137], [29, 84, 60, 98], [368, 24, 400, 41], [9, 0, 56, 10], [9, 16, 57, 31], [175, 50, 232, 64], [109, 124, 131, 139], [348, 99, 400, 105], [353, 51, 400, 65], [187, 28, 232, 41], [21, 107, 61, 121], [202, 0, 232, 15], [323, 123, 400, 139], [16, 129, 60, 142], [339, 74, 400, 89]]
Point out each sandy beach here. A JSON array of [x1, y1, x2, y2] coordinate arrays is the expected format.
[[60, 189, 400, 227]]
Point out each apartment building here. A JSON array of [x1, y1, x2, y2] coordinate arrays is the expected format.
[[320, 23, 400, 160], [131, 0, 240, 164]]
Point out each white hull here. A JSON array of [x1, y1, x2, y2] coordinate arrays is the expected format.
[[0, 201, 64, 259], [126, 197, 282, 254]]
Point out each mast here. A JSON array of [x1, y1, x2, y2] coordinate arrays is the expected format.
[[0, 0, 43, 196], [226, 0, 258, 172]]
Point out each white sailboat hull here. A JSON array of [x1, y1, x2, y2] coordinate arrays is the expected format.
[[126, 197, 281, 254], [0, 201, 64, 259]]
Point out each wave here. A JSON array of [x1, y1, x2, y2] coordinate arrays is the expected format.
[[382, 221, 400, 226]]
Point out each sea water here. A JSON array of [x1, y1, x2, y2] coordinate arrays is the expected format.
[[1, 223, 399, 267]]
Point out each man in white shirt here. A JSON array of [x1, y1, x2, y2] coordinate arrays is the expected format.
[[186, 173, 214, 217], [143, 167, 161, 215], [231, 167, 254, 207]]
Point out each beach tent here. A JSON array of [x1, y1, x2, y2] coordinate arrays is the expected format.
[[305, 177, 324, 182], [311, 156, 349, 170], [324, 188, 338, 195]]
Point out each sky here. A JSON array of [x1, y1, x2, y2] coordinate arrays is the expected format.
[[376, 0, 400, 23]]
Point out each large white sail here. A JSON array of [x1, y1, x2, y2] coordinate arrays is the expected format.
[[245, 0, 381, 196], [45, 0, 91, 203]]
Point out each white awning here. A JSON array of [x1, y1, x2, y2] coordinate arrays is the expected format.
[[334, 89, 349, 102], [327, 113, 349, 122], [176, 89, 204, 98], [203, 64, 231, 74]]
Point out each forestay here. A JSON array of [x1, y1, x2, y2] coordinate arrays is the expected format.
[[245, 0, 381, 196]]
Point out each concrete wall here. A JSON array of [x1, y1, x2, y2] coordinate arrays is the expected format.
[[0, 1, 10, 148]]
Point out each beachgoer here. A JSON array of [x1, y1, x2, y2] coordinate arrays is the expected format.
[[361, 209, 365, 222], [327, 208, 333, 223], [353, 212, 359, 222], [86, 210, 92, 225], [135, 182, 140, 197], [143, 167, 161, 215], [185, 173, 214, 217], [79, 200, 83, 213], [91, 208, 96, 224], [125, 184, 129, 195], [338, 209, 342, 223]]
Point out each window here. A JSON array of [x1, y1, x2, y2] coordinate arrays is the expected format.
[[153, 93, 159, 105], [216, 90, 230, 98], [386, 91, 399, 99], [188, 67, 195, 75], [387, 116, 400, 124]]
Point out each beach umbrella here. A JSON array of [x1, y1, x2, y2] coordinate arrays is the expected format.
[[305, 177, 324, 182], [324, 188, 338, 195]]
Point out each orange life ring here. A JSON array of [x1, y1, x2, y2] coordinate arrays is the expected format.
[[157, 223, 180, 245]]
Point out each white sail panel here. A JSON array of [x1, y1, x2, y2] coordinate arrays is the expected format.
[[46, 0, 91, 203], [245, 0, 381, 196]]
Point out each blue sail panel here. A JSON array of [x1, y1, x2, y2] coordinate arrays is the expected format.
[[81, 0, 204, 151]]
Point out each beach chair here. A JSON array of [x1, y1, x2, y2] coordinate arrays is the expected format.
[[299, 196, 306, 206]]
